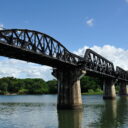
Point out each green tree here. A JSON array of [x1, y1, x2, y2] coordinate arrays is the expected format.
[[23, 78, 48, 94], [47, 80, 57, 94], [0, 81, 8, 94], [80, 76, 103, 93]]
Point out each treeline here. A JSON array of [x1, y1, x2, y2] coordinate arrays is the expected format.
[[0, 77, 57, 95], [0, 76, 103, 95]]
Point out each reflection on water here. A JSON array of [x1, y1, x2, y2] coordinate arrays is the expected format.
[[96, 100, 117, 128], [58, 110, 83, 128], [116, 97, 128, 128], [0, 95, 128, 128], [93, 97, 128, 128]]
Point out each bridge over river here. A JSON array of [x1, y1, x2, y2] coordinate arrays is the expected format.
[[0, 29, 128, 109]]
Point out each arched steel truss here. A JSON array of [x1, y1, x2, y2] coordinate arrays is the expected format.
[[0, 29, 128, 81], [83, 49, 115, 77], [116, 66, 128, 81], [0, 29, 82, 68]]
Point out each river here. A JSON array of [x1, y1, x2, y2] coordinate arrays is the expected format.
[[0, 95, 128, 128]]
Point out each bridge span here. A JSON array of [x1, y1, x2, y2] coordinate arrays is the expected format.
[[0, 29, 128, 109]]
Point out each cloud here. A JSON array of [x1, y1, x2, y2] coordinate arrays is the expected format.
[[0, 58, 54, 81], [74, 45, 128, 70], [86, 18, 94, 27], [0, 24, 4, 30]]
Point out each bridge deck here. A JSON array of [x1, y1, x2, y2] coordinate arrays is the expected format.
[[0, 41, 76, 69], [0, 29, 127, 82]]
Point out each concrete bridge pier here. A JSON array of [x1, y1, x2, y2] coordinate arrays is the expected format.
[[119, 81, 128, 96], [103, 79, 116, 99], [52, 68, 86, 110]]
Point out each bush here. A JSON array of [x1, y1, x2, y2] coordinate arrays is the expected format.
[[18, 89, 29, 94], [47, 80, 57, 94], [95, 88, 103, 93], [88, 89, 94, 93]]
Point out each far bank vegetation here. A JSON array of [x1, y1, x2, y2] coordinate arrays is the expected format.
[[0, 76, 109, 95]]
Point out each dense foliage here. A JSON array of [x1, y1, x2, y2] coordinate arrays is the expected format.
[[81, 76, 103, 94], [0, 76, 103, 95]]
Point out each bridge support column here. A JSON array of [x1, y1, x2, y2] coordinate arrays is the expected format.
[[52, 69, 86, 110], [103, 79, 116, 99], [119, 82, 128, 96]]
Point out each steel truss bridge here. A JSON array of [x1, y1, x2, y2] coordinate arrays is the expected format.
[[0, 29, 127, 82]]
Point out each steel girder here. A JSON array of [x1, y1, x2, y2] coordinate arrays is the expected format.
[[0, 29, 128, 81]]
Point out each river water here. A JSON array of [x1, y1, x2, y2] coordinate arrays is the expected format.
[[0, 95, 128, 128]]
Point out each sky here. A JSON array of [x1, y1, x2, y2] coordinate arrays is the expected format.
[[0, 0, 128, 80]]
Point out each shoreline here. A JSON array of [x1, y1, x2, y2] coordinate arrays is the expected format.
[[0, 92, 103, 96]]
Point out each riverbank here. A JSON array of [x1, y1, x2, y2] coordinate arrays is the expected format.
[[82, 92, 103, 95], [0, 76, 103, 96], [0, 91, 103, 95]]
